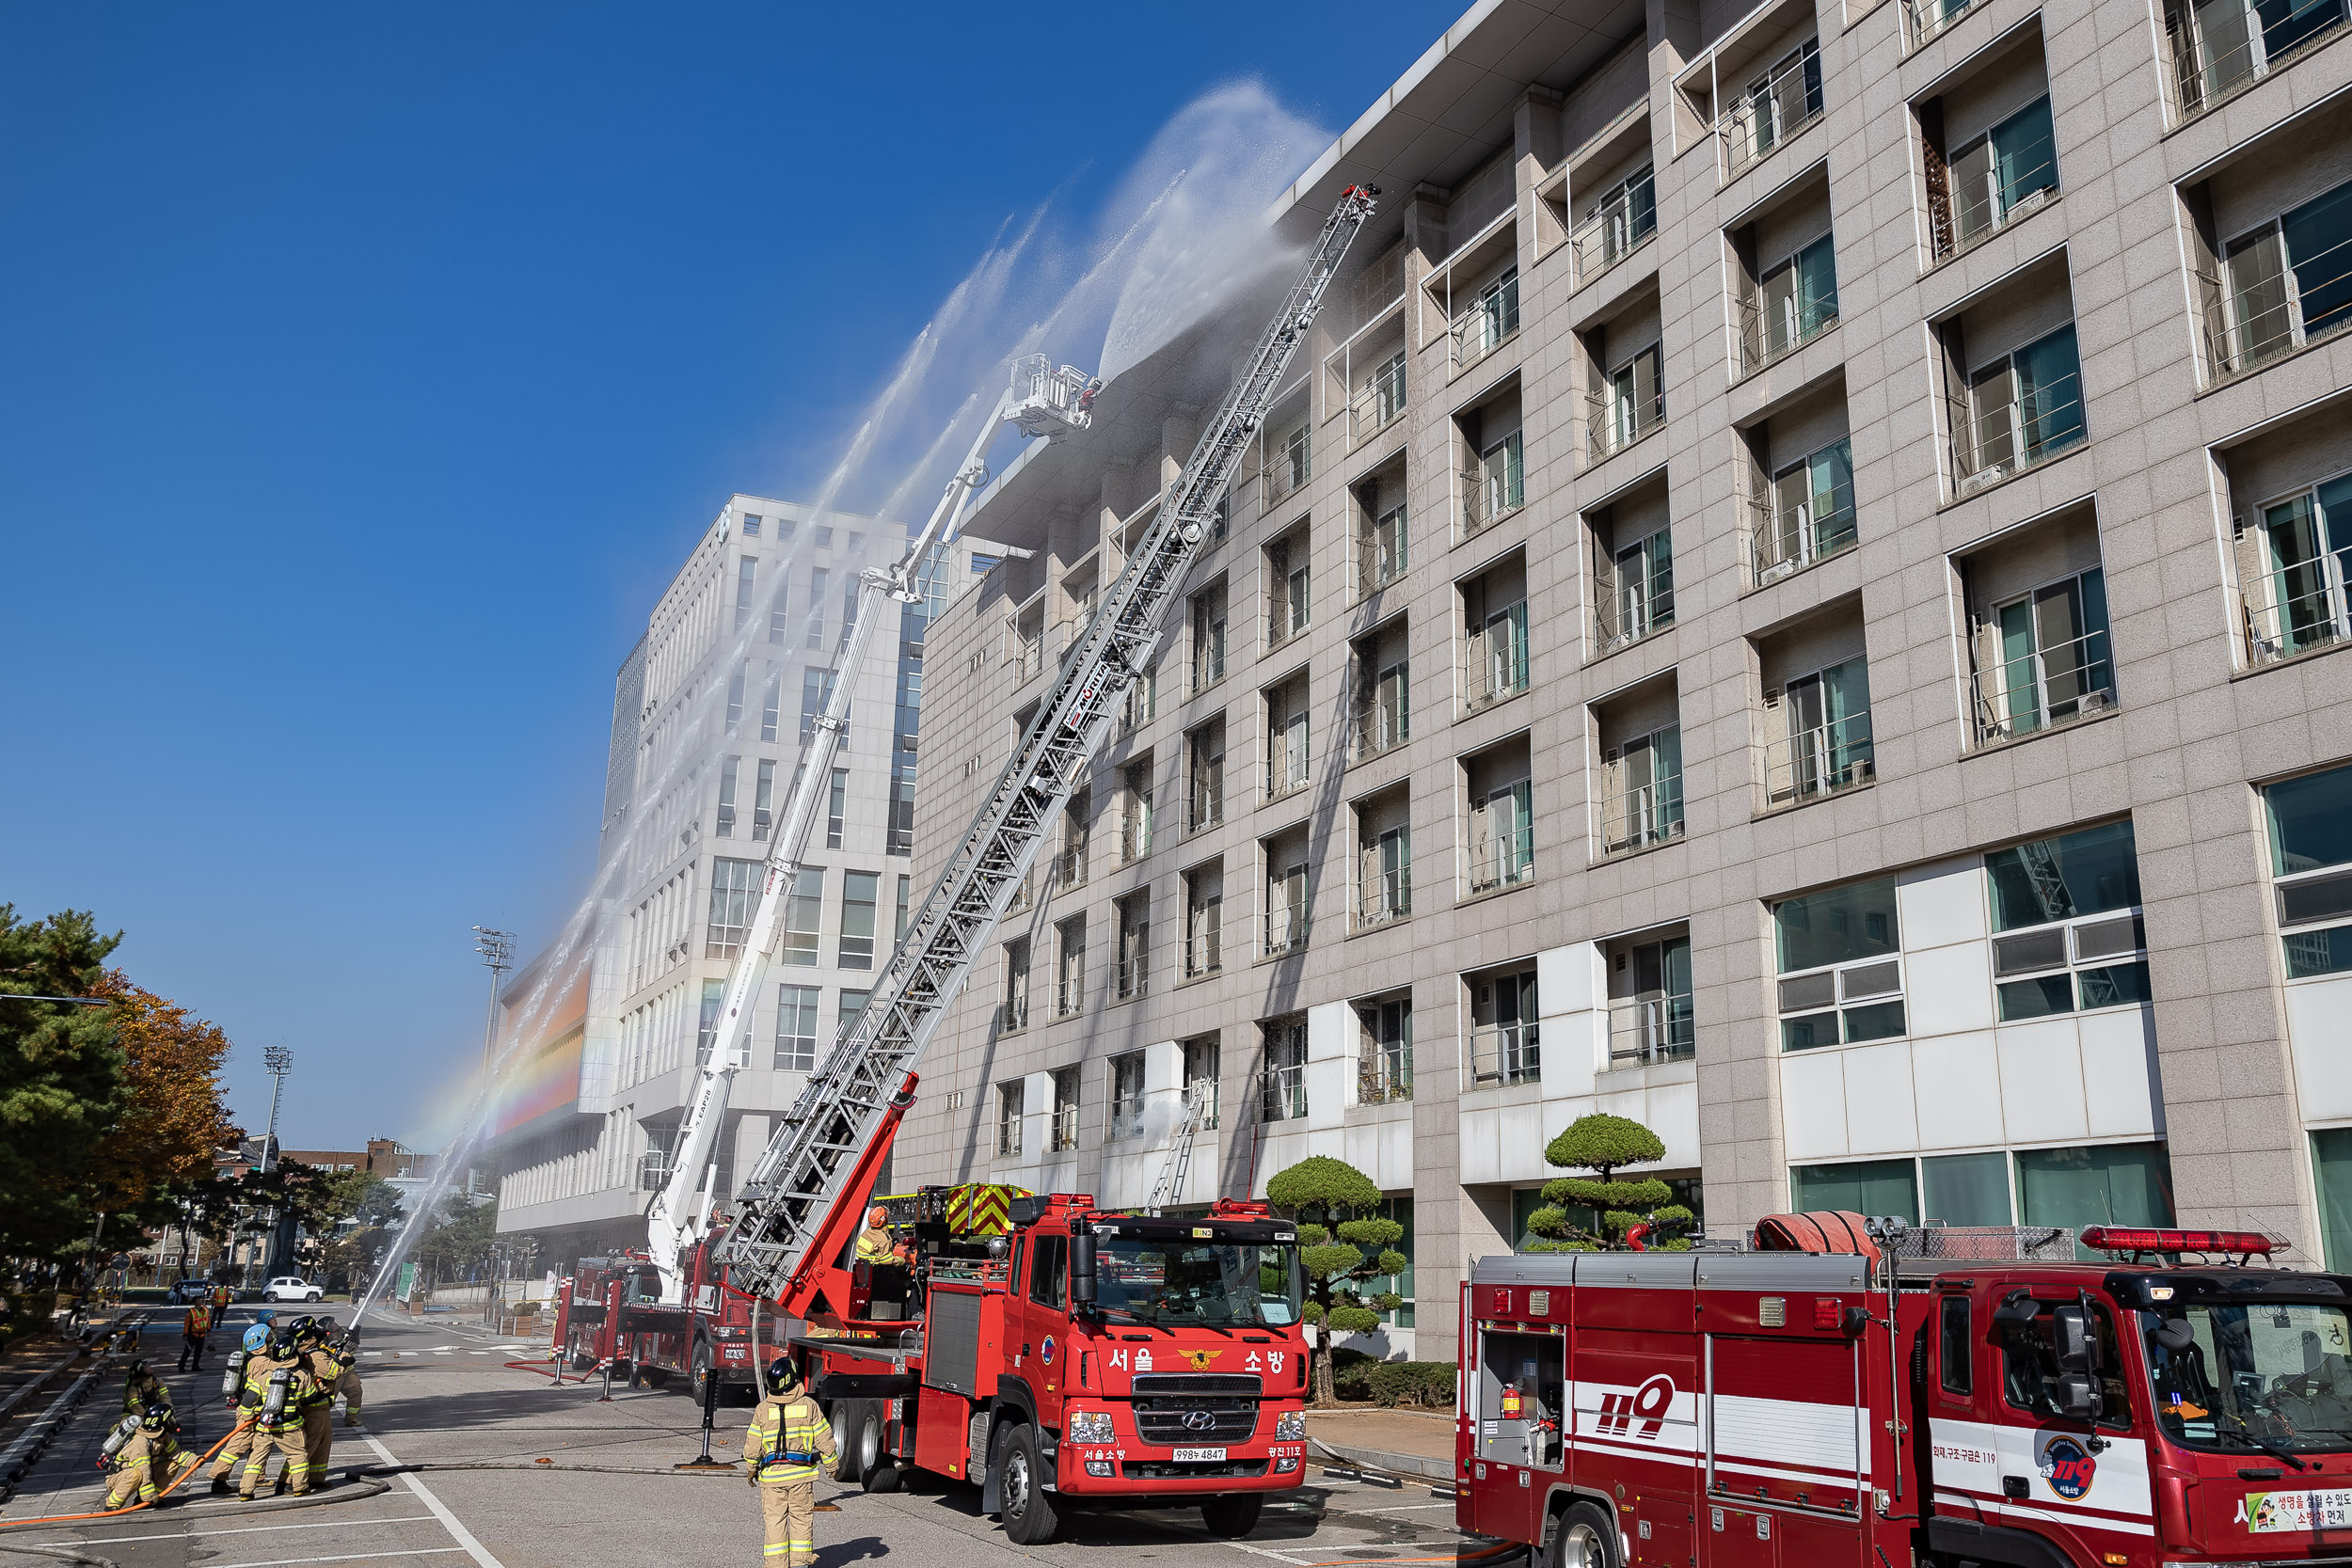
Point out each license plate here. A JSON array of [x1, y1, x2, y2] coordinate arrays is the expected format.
[[1172, 1447, 1227, 1463], [2247, 1488, 2352, 1532]]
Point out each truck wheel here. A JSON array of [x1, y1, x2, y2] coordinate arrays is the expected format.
[[832, 1400, 867, 1485], [1552, 1502, 1620, 1568], [691, 1342, 716, 1403], [998, 1424, 1060, 1545], [1201, 1494, 1263, 1538]]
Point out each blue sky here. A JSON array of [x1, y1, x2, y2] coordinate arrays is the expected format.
[[0, 3, 1463, 1152]]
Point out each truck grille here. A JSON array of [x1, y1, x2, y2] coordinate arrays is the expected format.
[[1121, 1458, 1270, 1481], [1130, 1374, 1262, 1445]]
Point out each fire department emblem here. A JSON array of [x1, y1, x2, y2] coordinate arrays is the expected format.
[[1041, 1337, 1056, 1366], [1594, 1374, 1676, 1440], [1182, 1348, 1217, 1371], [2037, 1434, 2097, 1500]]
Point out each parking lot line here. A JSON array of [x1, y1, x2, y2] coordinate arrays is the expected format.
[[60, 1516, 440, 1547], [358, 1434, 505, 1568], [209, 1548, 469, 1567]]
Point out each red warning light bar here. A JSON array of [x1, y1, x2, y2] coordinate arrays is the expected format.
[[2081, 1226, 2274, 1259]]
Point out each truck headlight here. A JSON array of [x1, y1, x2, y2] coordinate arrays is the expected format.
[[1068, 1410, 1116, 1445], [1274, 1410, 1306, 1441]]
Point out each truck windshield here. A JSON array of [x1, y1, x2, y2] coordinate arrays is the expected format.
[[1096, 1238, 1303, 1328], [2141, 1302, 2352, 1453]]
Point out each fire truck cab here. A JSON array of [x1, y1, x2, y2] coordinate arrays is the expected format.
[[1457, 1224, 2352, 1568]]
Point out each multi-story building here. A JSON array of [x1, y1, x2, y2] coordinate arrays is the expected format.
[[897, 0, 2352, 1361], [488, 496, 984, 1267]]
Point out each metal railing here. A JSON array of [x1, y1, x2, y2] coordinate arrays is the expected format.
[[1120, 816, 1152, 863], [1107, 1098, 1146, 1141], [1263, 446, 1311, 509], [1265, 752, 1310, 802], [1460, 455, 1525, 536], [1466, 618, 1531, 711], [1117, 953, 1150, 999], [998, 994, 1029, 1033], [1584, 380, 1663, 466], [2239, 568, 2351, 666], [1350, 361, 1407, 446], [1452, 276, 1521, 372], [1935, 149, 2058, 262], [1056, 970, 1084, 1019], [1057, 839, 1088, 889], [1359, 517, 1409, 594], [1739, 284, 1838, 375], [1570, 180, 1657, 286], [1352, 697, 1410, 760], [1762, 713, 1876, 808], [2198, 233, 2352, 382], [1721, 50, 1824, 178], [1006, 873, 1033, 914], [1468, 831, 1536, 894], [1050, 1102, 1079, 1152], [1958, 371, 2086, 493], [1356, 869, 1412, 930], [996, 1115, 1022, 1159], [1184, 1076, 1222, 1130], [1904, 0, 1982, 43], [1609, 996, 1695, 1066], [1184, 925, 1222, 977], [1599, 775, 1685, 856], [1595, 578, 1676, 653], [1469, 1022, 1541, 1086], [1970, 624, 2117, 743], [1749, 487, 1858, 585], [2168, 0, 2351, 120], [1010, 630, 1044, 683], [1261, 1062, 1309, 1122], [1359, 1046, 1413, 1103], [1263, 905, 1310, 957], [1187, 773, 1225, 832]]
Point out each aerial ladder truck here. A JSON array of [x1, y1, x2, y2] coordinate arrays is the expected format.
[[677, 183, 1383, 1544]]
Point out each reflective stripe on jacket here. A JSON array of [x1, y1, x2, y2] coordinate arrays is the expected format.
[[743, 1395, 834, 1483], [852, 1227, 896, 1263]]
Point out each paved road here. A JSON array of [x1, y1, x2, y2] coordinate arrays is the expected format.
[[0, 1307, 1488, 1568]]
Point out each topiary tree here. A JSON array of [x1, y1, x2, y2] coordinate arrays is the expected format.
[[1265, 1155, 1406, 1404], [1522, 1113, 1692, 1251]]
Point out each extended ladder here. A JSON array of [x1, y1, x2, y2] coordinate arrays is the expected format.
[[719, 184, 1380, 1300]]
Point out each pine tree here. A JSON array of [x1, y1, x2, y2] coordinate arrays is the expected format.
[[1522, 1113, 1692, 1251], [1265, 1155, 1406, 1404]]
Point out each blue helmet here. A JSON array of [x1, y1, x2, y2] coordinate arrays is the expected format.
[[242, 1323, 272, 1352]]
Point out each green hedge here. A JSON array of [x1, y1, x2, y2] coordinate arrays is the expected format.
[[1335, 1354, 1459, 1407]]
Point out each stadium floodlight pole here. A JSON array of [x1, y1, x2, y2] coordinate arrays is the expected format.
[[471, 927, 516, 1073], [260, 1042, 293, 1275]]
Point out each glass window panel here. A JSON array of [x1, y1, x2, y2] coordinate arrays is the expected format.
[[2015, 1143, 2177, 1258], [1842, 999, 1907, 1041], [2269, 762, 2352, 874], [1790, 1158, 1919, 1223], [2016, 326, 2084, 455], [1922, 1151, 2012, 1226], [1999, 974, 2078, 1021], [1798, 234, 1838, 336], [1986, 819, 2142, 930], [1951, 135, 1997, 242], [1991, 98, 2057, 216], [2286, 925, 2352, 977], [2313, 1127, 2352, 1273], [2229, 227, 2294, 362], [1775, 876, 1900, 972], [1781, 1012, 1839, 1051], [2077, 959, 2153, 1009]]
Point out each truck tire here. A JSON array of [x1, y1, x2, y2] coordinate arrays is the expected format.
[[832, 1400, 867, 1485], [1201, 1494, 1263, 1538], [691, 1341, 716, 1404], [1552, 1502, 1620, 1568], [998, 1423, 1060, 1545]]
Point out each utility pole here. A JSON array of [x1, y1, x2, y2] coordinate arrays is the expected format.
[[259, 1043, 292, 1276]]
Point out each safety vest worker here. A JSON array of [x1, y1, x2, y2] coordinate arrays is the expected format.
[[743, 1357, 837, 1567], [179, 1304, 213, 1372]]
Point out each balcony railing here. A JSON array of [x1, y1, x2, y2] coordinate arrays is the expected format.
[[1934, 150, 2057, 262], [1261, 1064, 1308, 1122], [1057, 841, 1088, 889], [1958, 371, 2087, 493], [1263, 906, 1309, 958], [1350, 363, 1407, 447], [1749, 489, 1858, 585], [1107, 1098, 1146, 1141], [1459, 459, 1525, 536], [1595, 579, 1676, 654], [1120, 816, 1152, 863], [1187, 776, 1225, 832], [1359, 1046, 1413, 1104], [998, 995, 1029, 1033], [1570, 181, 1657, 286], [995, 1119, 1022, 1159], [1904, 0, 1981, 46], [1466, 618, 1531, 712], [1184, 927, 1222, 977], [1010, 630, 1044, 684], [2237, 562, 2351, 667], [1356, 869, 1412, 931], [1739, 285, 1838, 375], [1117, 953, 1150, 999], [1359, 519, 1408, 594], [1599, 775, 1686, 857], [1468, 832, 1536, 895], [1184, 1076, 1222, 1130], [1469, 1021, 1541, 1087], [1007, 873, 1033, 915], [1971, 625, 2117, 744], [1050, 1103, 1078, 1152], [1451, 276, 1521, 372], [1762, 713, 1877, 809], [2198, 236, 2352, 384], [1265, 754, 1310, 802], [1263, 448, 1311, 509], [1721, 50, 1824, 178], [1584, 383, 1664, 467], [1352, 699, 1410, 761], [1056, 972, 1084, 1019], [1608, 995, 1695, 1066], [2168, 0, 2350, 120]]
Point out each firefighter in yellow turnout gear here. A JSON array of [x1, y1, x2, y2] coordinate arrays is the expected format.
[[743, 1358, 835, 1567], [236, 1324, 320, 1497], [294, 1319, 353, 1489], [103, 1405, 198, 1508], [853, 1206, 904, 1265]]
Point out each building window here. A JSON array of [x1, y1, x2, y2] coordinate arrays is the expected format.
[[1186, 720, 1227, 832], [736, 557, 757, 631], [895, 874, 910, 941], [1267, 420, 1311, 505], [1358, 993, 1412, 1102], [1939, 98, 2058, 258], [1058, 788, 1090, 888], [726, 666, 746, 732], [1122, 758, 1155, 863], [1262, 1016, 1309, 1121], [1357, 347, 1407, 440], [1743, 233, 1839, 373], [2313, 1128, 2352, 1270], [827, 768, 848, 850], [996, 1082, 1024, 1157], [716, 757, 739, 839], [837, 870, 879, 971], [1183, 1036, 1221, 1129], [760, 673, 781, 742], [1469, 968, 1540, 1086], [707, 857, 761, 959], [2237, 471, 2352, 664], [1598, 725, 1684, 856], [1775, 876, 1904, 1049], [740, 513, 762, 537], [782, 868, 823, 967], [2167, 0, 2350, 119], [696, 978, 727, 1068], [1364, 501, 1409, 593], [1590, 342, 1663, 464], [1452, 264, 1521, 371], [1573, 166, 1657, 281], [2015, 1143, 2176, 1246], [1108, 1052, 1146, 1140], [1265, 678, 1311, 801], [1267, 531, 1311, 647], [1609, 934, 1694, 1066], [1464, 581, 1530, 712], [1192, 582, 1229, 691], [774, 984, 818, 1072], [1263, 848, 1309, 956], [1726, 38, 1824, 175], [1000, 940, 1030, 1033], [1756, 437, 1856, 584], [1359, 817, 1412, 930], [1117, 895, 1151, 999], [1463, 428, 1525, 533], [1763, 656, 1875, 809], [1469, 774, 1534, 894], [1120, 666, 1158, 732], [802, 668, 835, 740], [839, 988, 869, 1040], [1986, 820, 2148, 1019], [754, 759, 775, 840], [2269, 763, 2352, 976], [1051, 1067, 1080, 1152], [1185, 865, 1224, 977], [1961, 325, 2086, 486], [1597, 524, 1674, 652], [1055, 915, 1087, 1019], [805, 566, 829, 651], [1970, 568, 2115, 743]]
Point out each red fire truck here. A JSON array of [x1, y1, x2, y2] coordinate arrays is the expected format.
[[552, 1230, 765, 1397], [1457, 1216, 2352, 1568]]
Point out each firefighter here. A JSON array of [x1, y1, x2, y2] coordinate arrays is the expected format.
[[237, 1323, 319, 1498], [330, 1327, 365, 1426], [103, 1403, 198, 1509], [743, 1356, 836, 1567], [293, 1319, 352, 1486], [179, 1299, 214, 1371], [853, 1207, 906, 1265], [121, 1360, 171, 1419], [209, 1333, 270, 1495]]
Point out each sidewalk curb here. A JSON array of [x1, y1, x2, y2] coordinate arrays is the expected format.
[[1308, 1436, 1456, 1482]]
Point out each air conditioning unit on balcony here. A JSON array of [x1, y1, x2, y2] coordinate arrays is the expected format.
[[1757, 556, 1798, 586], [1961, 462, 2010, 493]]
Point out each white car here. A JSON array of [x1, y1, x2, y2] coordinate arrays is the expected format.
[[262, 1276, 324, 1303]]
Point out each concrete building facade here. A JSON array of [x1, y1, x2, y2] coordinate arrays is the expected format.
[[489, 496, 985, 1266], [896, 0, 2352, 1360]]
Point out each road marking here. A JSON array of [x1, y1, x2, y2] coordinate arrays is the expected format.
[[1221, 1544, 1315, 1565], [206, 1549, 469, 1568], [359, 1434, 506, 1568], [431, 1353, 452, 1357], [467, 1353, 486, 1357], [1356, 1502, 1458, 1513], [63, 1516, 439, 1547]]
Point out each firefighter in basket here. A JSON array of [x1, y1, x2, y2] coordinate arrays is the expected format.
[[100, 1402, 197, 1509], [853, 1206, 909, 1266], [744, 1356, 837, 1568]]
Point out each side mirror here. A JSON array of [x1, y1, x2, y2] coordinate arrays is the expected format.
[[2056, 1370, 2101, 1421], [1070, 1233, 1097, 1307], [2054, 1304, 2099, 1375]]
